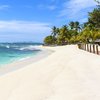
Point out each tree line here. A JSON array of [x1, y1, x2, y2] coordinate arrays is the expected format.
[[44, 1, 100, 45]]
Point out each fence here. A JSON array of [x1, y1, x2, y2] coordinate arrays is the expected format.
[[78, 44, 100, 55]]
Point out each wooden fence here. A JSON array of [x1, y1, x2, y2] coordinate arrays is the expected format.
[[78, 44, 100, 55]]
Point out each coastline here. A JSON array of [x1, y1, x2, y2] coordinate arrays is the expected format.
[[0, 46, 54, 76], [0, 45, 100, 100]]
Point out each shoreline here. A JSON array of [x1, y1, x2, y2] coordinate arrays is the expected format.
[[0, 46, 54, 76]]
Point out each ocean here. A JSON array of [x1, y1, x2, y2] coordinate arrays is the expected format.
[[0, 43, 42, 66]]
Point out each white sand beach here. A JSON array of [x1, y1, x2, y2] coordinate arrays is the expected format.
[[0, 45, 100, 100]]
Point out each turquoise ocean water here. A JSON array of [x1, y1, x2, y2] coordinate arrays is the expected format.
[[0, 43, 42, 66]]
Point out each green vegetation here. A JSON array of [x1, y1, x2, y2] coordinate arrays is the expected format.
[[44, 1, 100, 45], [44, 35, 54, 45]]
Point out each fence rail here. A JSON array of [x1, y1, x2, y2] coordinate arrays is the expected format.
[[78, 44, 100, 55]]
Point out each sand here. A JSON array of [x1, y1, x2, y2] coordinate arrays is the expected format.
[[0, 45, 100, 100]]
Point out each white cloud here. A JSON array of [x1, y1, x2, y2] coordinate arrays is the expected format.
[[0, 20, 51, 33], [59, 0, 97, 22], [0, 20, 51, 42], [47, 5, 57, 10], [0, 5, 10, 10], [38, 4, 57, 10], [37, 0, 58, 11]]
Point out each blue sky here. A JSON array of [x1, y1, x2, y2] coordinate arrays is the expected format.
[[0, 0, 97, 42]]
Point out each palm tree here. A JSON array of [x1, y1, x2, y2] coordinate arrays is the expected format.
[[74, 21, 80, 32], [69, 21, 74, 30], [81, 27, 92, 43], [57, 25, 69, 45], [95, 0, 100, 5], [51, 26, 58, 44], [52, 26, 58, 37], [69, 21, 81, 32]]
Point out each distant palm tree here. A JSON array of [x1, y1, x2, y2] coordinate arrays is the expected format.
[[56, 28, 60, 37], [74, 21, 80, 32], [58, 25, 69, 44], [51, 26, 57, 38], [69, 21, 81, 32], [51, 26, 58, 44], [69, 21, 74, 30]]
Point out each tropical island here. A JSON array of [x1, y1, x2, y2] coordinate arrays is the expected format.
[[0, 0, 100, 100]]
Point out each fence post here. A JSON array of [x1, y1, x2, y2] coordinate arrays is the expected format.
[[93, 44, 95, 53], [80, 44, 81, 49], [83, 44, 84, 50], [87, 44, 89, 51], [96, 45, 99, 55], [90, 44, 92, 53], [84, 44, 86, 50], [82, 44, 83, 49]]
